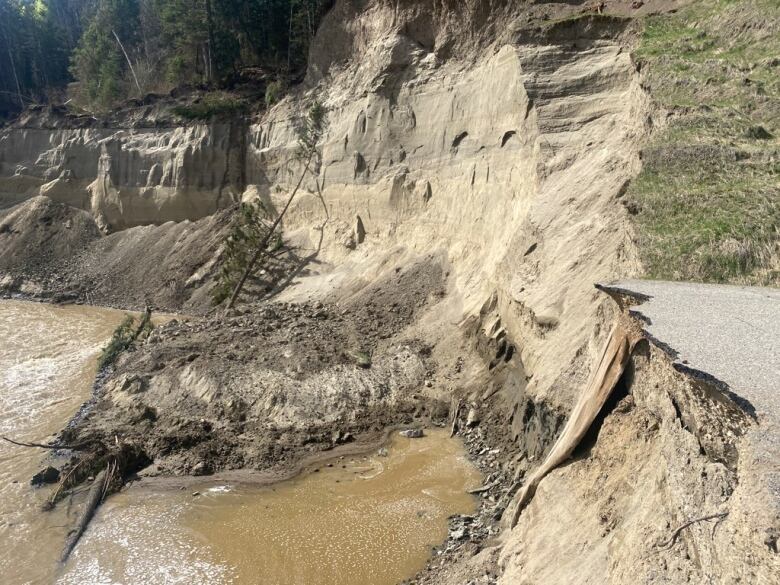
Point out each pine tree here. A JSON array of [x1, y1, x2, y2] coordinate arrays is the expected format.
[[2, 0, 333, 117], [0, 0, 74, 117], [222, 100, 327, 309], [70, 0, 141, 108]]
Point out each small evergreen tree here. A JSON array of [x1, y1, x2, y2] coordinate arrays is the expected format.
[[216, 99, 327, 309], [211, 201, 282, 305]]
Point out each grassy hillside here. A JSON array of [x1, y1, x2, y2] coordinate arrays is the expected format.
[[627, 0, 779, 285]]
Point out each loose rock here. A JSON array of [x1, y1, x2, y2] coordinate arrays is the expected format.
[[31, 466, 60, 486], [400, 428, 425, 438]]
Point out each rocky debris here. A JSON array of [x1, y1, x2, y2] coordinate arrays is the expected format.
[[400, 428, 425, 438], [348, 350, 372, 368], [409, 385, 522, 585], [31, 466, 60, 486], [59, 257, 450, 482], [191, 461, 212, 476], [331, 430, 354, 445], [448, 519, 470, 541], [116, 374, 147, 394], [466, 407, 480, 427]]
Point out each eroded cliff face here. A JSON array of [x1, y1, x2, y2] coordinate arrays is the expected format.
[[0, 121, 245, 231], [1, 1, 775, 583], [253, 4, 646, 441]]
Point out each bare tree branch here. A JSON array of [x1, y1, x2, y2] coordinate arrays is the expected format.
[[656, 512, 729, 550], [112, 29, 141, 93], [2, 436, 101, 451]]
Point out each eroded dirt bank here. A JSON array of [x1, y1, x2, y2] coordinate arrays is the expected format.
[[1, 0, 777, 583]]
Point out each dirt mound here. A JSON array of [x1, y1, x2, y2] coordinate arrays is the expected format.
[[0, 196, 100, 290], [66, 210, 232, 312], [61, 257, 452, 479], [0, 196, 231, 312]]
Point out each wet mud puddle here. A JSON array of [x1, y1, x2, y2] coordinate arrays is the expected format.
[[58, 429, 480, 585]]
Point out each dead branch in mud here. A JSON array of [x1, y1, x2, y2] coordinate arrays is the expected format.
[[1, 436, 102, 451], [450, 399, 463, 437], [656, 512, 729, 550], [43, 460, 84, 511], [468, 481, 499, 494], [60, 467, 110, 563]]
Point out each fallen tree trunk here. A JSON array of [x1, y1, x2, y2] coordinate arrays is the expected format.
[[226, 154, 313, 310], [60, 467, 108, 563], [508, 320, 642, 528]]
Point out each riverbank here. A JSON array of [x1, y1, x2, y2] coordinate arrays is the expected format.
[[0, 298, 497, 585], [0, 300, 127, 585]]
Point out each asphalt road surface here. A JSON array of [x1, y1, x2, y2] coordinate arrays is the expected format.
[[600, 280, 779, 426]]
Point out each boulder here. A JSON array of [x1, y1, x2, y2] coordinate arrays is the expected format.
[[399, 428, 424, 438]]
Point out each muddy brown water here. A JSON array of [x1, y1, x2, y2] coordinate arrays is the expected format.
[[1, 300, 480, 585], [0, 300, 127, 585], [57, 431, 480, 585]]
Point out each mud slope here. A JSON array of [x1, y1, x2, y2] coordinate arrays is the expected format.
[[250, 3, 650, 468], [0, 196, 232, 311]]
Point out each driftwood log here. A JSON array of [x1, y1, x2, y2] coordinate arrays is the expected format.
[[60, 467, 109, 563]]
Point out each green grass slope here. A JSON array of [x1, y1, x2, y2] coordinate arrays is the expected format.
[[627, 0, 779, 285]]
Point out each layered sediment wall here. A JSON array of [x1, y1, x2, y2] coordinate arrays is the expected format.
[[0, 122, 245, 230]]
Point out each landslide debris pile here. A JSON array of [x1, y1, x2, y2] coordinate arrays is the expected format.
[[62, 257, 451, 478]]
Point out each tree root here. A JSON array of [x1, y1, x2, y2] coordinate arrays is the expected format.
[[42, 460, 84, 512], [656, 511, 729, 550], [1, 436, 102, 451]]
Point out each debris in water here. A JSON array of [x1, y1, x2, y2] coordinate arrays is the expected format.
[[400, 428, 424, 438], [31, 466, 60, 486]]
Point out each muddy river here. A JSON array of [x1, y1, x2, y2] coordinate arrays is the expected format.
[[0, 300, 127, 585], [1, 300, 480, 585]]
